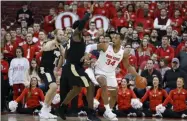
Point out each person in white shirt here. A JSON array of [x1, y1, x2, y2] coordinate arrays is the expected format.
[[153, 8, 171, 38], [8, 46, 30, 100]]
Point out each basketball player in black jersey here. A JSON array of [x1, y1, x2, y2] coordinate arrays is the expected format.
[[58, 3, 101, 121], [39, 29, 65, 119]]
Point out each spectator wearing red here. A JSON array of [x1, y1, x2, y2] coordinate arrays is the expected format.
[[141, 76, 168, 117], [158, 77, 187, 118], [104, 1, 116, 19], [56, 2, 64, 14], [77, 2, 89, 19], [16, 27, 22, 40], [115, 78, 142, 117], [136, 38, 153, 67], [93, 2, 109, 18], [44, 8, 57, 33], [153, 8, 171, 38], [2, 33, 14, 63], [1, 52, 10, 103], [35, 31, 47, 51], [13, 27, 27, 53], [155, 35, 175, 65], [8, 46, 30, 100], [15, 77, 44, 114], [111, 9, 128, 30], [124, 4, 136, 23], [170, 9, 183, 35], [87, 21, 98, 40], [22, 33, 39, 62], [176, 32, 187, 56], [33, 23, 40, 38], [10, 29, 21, 46]]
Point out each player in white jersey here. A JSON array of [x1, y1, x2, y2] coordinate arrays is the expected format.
[[83, 33, 146, 120]]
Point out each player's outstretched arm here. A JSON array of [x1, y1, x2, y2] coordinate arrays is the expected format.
[[41, 40, 56, 52], [73, 3, 94, 42], [57, 45, 65, 70], [122, 50, 139, 77]]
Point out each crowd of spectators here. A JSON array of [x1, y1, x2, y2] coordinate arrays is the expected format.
[[1, 1, 187, 118]]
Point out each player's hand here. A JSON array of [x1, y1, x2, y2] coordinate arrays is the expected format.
[[80, 54, 90, 63]]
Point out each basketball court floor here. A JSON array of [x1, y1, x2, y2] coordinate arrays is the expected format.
[[1, 114, 186, 121]]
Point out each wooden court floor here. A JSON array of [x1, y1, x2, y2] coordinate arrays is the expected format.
[[1, 114, 187, 121]]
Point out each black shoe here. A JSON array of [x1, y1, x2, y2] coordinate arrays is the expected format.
[[87, 109, 101, 121], [58, 104, 68, 120]]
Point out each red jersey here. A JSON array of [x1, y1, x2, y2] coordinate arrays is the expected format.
[[155, 46, 175, 64], [170, 17, 183, 35], [35, 51, 42, 66], [44, 15, 55, 34], [22, 43, 39, 62], [163, 88, 187, 112], [33, 32, 39, 38], [3, 42, 14, 58], [1, 59, 9, 80], [118, 88, 137, 110], [15, 88, 44, 108], [141, 89, 168, 111], [111, 17, 128, 29], [93, 7, 109, 18], [176, 40, 186, 56]]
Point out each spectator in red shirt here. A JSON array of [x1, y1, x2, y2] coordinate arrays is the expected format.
[[156, 77, 187, 118], [87, 21, 98, 40], [22, 33, 39, 62], [33, 23, 40, 38], [111, 9, 128, 31], [115, 78, 142, 117], [2, 33, 14, 63], [16, 27, 22, 40], [35, 31, 47, 51], [124, 4, 136, 23], [44, 8, 57, 33], [155, 35, 175, 64], [170, 9, 183, 35], [93, 1, 109, 18], [13, 77, 44, 114], [1, 52, 10, 111], [141, 76, 168, 117], [176, 32, 187, 56], [136, 38, 153, 67], [56, 2, 64, 14]]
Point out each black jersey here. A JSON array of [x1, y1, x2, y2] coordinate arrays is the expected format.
[[66, 37, 85, 65], [40, 45, 61, 70]]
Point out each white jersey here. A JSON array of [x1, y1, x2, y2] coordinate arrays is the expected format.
[[95, 45, 124, 74]]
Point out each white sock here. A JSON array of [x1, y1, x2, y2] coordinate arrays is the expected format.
[[104, 104, 110, 111]]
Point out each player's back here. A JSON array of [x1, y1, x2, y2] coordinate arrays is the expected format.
[[95, 45, 124, 73], [40, 46, 61, 70]]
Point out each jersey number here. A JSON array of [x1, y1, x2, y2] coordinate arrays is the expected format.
[[106, 59, 116, 66]]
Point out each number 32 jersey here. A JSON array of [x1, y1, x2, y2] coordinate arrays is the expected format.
[[95, 45, 124, 74]]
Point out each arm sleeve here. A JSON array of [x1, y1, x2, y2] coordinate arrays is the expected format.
[[163, 90, 173, 106], [15, 88, 27, 102], [141, 90, 149, 103], [39, 89, 45, 102], [153, 18, 162, 29], [131, 90, 137, 98], [78, 12, 91, 31]]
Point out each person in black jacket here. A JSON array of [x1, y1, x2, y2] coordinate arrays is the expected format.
[[16, 2, 33, 26], [135, 59, 162, 98], [163, 58, 187, 93]]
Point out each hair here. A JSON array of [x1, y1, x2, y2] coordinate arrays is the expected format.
[[29, 58, 39, 75], [150, 76, 163, 90], [121, 78, 131, 89], [27, 77, 39, 98], [4, 32, 13, 45], [159, 58, 168, 66], [126, 4, 135, 12], [15, 46, 24, 57], [162, 35, 169, 40], [177, 77, 184, 82]]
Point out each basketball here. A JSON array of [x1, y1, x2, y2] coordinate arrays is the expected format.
[[135, 76, 147, 89]]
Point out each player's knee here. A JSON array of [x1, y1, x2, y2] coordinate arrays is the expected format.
[[97, 76, 107, 86], [49, 83, 58, 91]]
